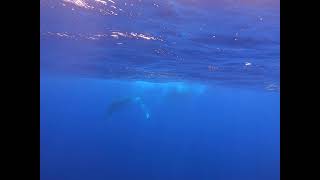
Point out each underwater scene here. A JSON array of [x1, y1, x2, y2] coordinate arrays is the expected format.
[[40, 0, 280, 180]]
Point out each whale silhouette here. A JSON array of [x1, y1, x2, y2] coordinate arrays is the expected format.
[[106, 96, 150, 120]]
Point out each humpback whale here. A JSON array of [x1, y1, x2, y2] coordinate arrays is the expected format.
[[106, 96, 150, 120]]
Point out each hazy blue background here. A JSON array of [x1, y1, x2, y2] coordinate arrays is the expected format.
[[40, 0, 280, 179]]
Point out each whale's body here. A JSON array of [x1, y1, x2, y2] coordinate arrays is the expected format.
[[106, 96, 150, 120], [106, 97, 133, 117]]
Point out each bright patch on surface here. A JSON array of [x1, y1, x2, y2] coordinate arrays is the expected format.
[[95, 0, 107, 5], [63, 0, 93, 9]]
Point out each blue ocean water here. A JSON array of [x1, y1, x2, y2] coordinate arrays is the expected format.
[[40, 0, 280, 180]]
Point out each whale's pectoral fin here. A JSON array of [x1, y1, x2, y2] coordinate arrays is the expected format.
[[138, 102, 150, 120], [145, 112, 150, 119]]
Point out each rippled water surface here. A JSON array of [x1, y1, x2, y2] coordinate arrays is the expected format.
[[41, 0, 279, 91]]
